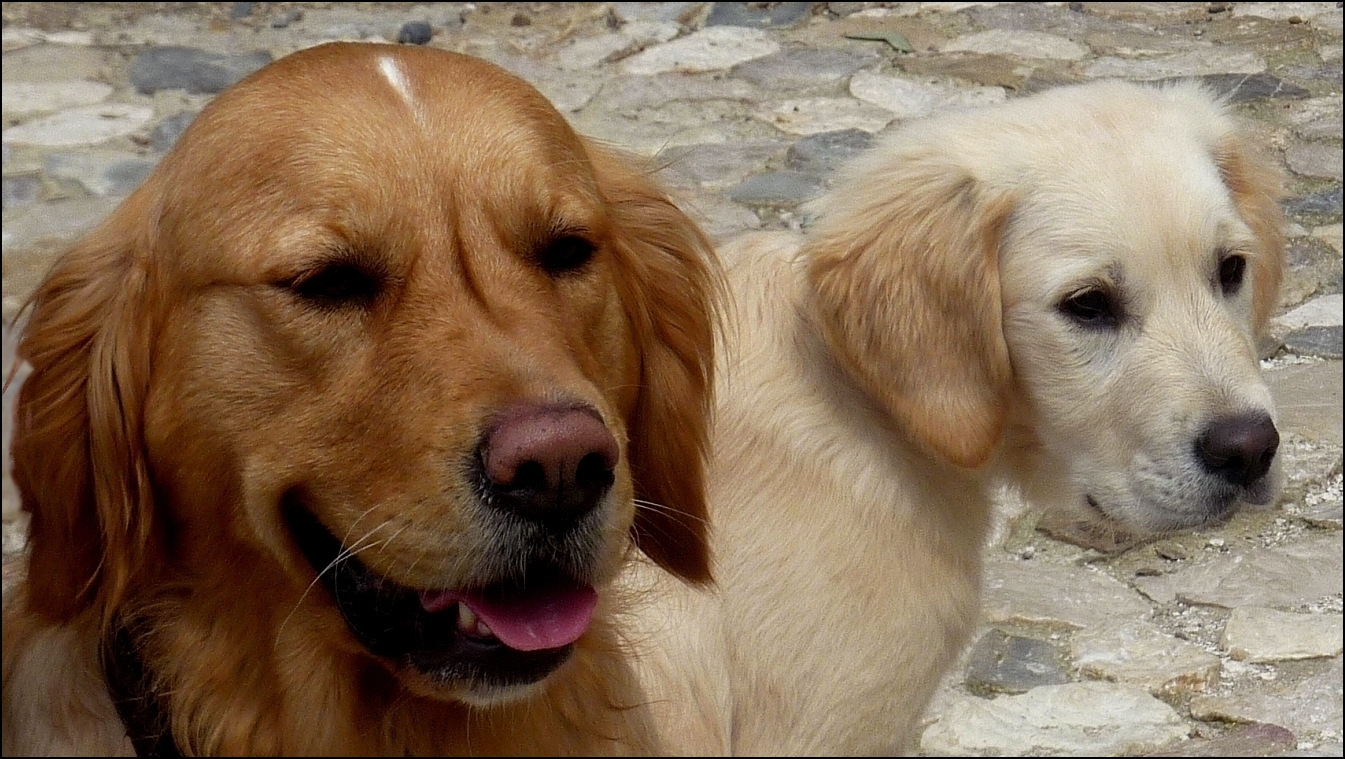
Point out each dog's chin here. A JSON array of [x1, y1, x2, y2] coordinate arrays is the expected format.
[[280, 497, 601, 701], [1081, 490, 1241, 535]]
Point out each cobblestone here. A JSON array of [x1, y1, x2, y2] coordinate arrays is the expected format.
[[2, 3, 1341, 755]]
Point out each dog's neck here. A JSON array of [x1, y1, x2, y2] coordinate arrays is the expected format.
[[102, 623, 181, 758]]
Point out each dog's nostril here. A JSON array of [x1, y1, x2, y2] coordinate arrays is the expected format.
[[481, 404, 619, 525], [576, 452, 616, 492], [509, 460, 548, 492], [1197, 412, 1279, 488]]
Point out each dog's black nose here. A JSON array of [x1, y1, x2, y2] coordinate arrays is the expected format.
[[1197, 412, 1279, 488], [480, 404, 618, 527]]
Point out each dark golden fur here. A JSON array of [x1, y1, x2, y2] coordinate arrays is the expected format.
[[2, 42, 718, 755]]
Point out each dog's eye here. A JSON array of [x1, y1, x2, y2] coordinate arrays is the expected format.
[[1059, 288, 1121, 328], [289, 262, 382, 307], [1218, 254, 1246, 297], [538, 235, 596, 276]]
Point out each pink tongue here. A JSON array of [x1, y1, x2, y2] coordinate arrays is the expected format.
[[419, 585, 598, 652]]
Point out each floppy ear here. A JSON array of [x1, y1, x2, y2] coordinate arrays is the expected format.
[[805, 146, 1016, 470], [1212, 132, 1285, 332], [589, 146, 720, 586], [11, 190, 160, 625]]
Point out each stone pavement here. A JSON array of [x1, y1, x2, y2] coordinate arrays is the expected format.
[[2, 2, 1341, 756]]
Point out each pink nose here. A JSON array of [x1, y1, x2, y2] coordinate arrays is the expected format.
[[480, 404, 619, 525]]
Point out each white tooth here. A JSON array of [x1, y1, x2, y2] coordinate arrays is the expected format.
[[457, 603, 478, 634], [475, 618, 494, 639]]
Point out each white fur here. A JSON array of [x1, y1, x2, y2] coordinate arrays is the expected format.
[[377, 55, 419, 118], [629, 80, 1285, 755]]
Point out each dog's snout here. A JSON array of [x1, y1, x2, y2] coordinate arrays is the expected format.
[[1196, 412, 1279, 488], [482, 405, 619, 524]]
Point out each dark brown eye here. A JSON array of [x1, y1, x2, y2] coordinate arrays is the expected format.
[[538, 235, 596, 276], [1218, 255, 1246, 296], [1059, 288, 1121, 328], [289, 261, 382, 307]]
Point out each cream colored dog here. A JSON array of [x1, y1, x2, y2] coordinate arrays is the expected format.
[[629, 80, 1285, 755]]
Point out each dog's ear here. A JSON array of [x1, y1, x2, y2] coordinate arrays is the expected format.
[[589, 146, 719, 586], [1212, 132, 1285, 332], [11, 189, 161, 625], [806, 147, 1016, 469]]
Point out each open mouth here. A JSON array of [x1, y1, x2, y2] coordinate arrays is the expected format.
[[281, 495, 598, 690]]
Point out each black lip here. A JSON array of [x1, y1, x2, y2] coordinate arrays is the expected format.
[[280, 493, 574, 690]]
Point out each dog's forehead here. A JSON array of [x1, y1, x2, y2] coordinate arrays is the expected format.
[[167, 43, 591, 189], [149, 44, 606, 275]]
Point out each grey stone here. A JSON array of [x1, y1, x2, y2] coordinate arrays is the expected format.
[[726, 171, 824, 208], [658, 141, 789, 191], [1268, 361, 1345, 446], [1080, 2, 1211, 23], [0, 40, 109, 83], [1144, 722, 1296, 757], [753, 96, 894, 136], [2, 174, 42, 211], [1160, 73, 1311, 103], [1283, 62, 1345, 85], [1230, 2, 1345, 29], [572, 97, 779, 154], [1281, 237, 1343, 311], [489, 58, 605, 113], [270, 9, 303, 29], [1, 81, 113, 119], [1302, 503, 1343, 529], [1286, 326, 1343, 359], [229, 2, 253, 20], [1286, 143, 1345, 182], [941, 29, 1089, 60], [612, 3, 696, 24], [849, 71, 1006, 120], [1, 104, 155, 147], [590, 73, 760, 112], [2, 28, 93, 51], [151, 112, 198, 153], [785, 129, 872, 178], [1132, 533, 1343, 608], [1190, 656, 1343, 741], [1070, 618, 1222, 696], [964, 629, 1068, 695], [621, 27, 780, 75], [677, 194, 762, 243], [1276, 433, 1344, 509], [553, 22, 680, 71], [705, 2, 816, 29], [396, 21, 433, 45], [1033, 508, 1147, 554], [826, 2, 867, 17], [1, 194, 120, 254], [1084, 49, 1266, 80], [1280, 745, 1345, 758], [965, 1, 1128, 41], [1312, 223, 1343, 255], [1279, 295, 1344, 359], [43, 151, 157, 197], [1286, 187, 1344, 224], [920, 681, 1189, 756], [1222, 607, 1344, 663], [731, 48, 881, 96], [130, 47, 273, 95], [981, 557, 1153, 632]]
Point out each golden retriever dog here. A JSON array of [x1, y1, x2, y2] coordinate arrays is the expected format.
[[630, 80, 1285, 755], [1, 42, 720, 756]]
